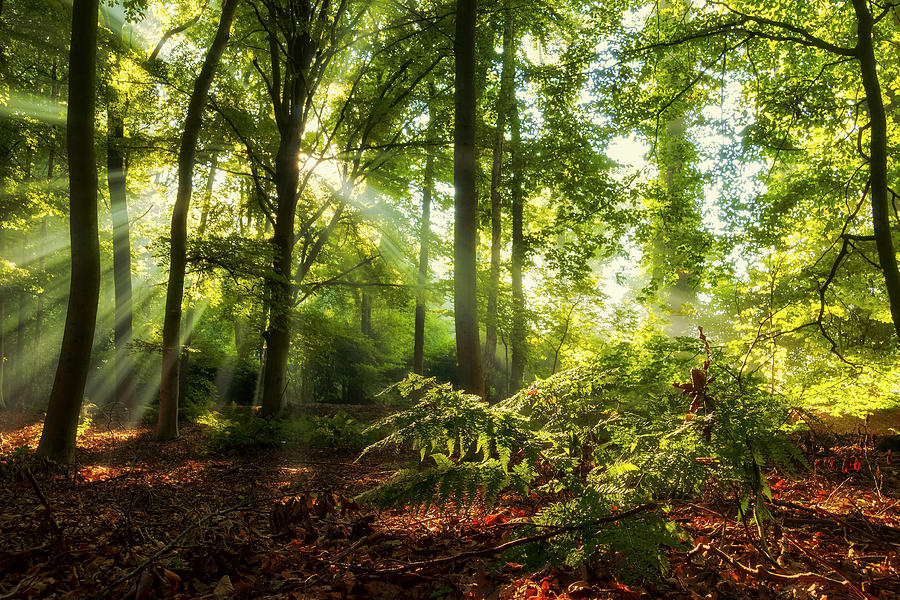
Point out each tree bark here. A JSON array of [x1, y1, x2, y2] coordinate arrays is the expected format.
[[36, 0, 101, 463], [107, 109, 136, 413], [413, 110, 435, 375], [852, 0, 900, 340], [508, 98, 526, 394], [454, 0, 484, 396], [259, 130, 302, 417], [483, 4, 515, 398], [158, 0, 238, 441]]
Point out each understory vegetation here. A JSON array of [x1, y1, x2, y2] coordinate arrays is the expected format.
[[358, 331, 805, 582]]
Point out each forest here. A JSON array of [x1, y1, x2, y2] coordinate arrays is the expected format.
[[1, 0, 899, 597]]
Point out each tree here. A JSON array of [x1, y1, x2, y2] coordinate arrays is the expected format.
[[247, 0, 356, 417], [413, 104, 435, 376], [482, 1, 515, 397], [851, 0, 900, 341], [508, 97, 527, 394], [157, 0, 238, 441], [454, 0, 484, 396], [648, 0, 900, 342], [642, 0, 707, 336], [107, 106, 136, 413], [36, 0, 101, 463]]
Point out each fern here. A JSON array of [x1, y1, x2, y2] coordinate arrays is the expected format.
[[358, 332, 805, 581], [361, 377, 540, 467], [356, 456, 536, 510]]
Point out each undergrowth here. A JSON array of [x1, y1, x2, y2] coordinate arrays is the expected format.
[[197, 408, 371, 454], [357, 330, 806, 582]]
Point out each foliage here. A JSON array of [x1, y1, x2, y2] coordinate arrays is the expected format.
[[77, 403, 96, 438], [197, 407, 371, 455], [358, 332, 805, 580]]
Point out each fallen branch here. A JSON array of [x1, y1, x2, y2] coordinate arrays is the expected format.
[[347, 502, 658, 576], [24, 466, 61, 536], [785, 537, 878, 600]]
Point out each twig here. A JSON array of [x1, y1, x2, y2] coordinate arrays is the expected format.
[[689, 543, 831, 584], [331, 531, 387, 562], [772, 499, 900, 547], [347, 503, 658, 576], [24, 466, 61, 535], [784, 537, 878, 600]]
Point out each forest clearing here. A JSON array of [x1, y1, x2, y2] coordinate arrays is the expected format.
[[3, 0, 900, 597]]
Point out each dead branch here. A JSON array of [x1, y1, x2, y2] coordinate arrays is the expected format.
[[24, 466, 61, 536], [348, 502, 658, 576]]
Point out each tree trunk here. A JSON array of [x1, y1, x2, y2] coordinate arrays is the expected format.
[[15, 292, 27, 407], [453, 0, 484, 396], [361, 291, 373, 337], [483, 4, 515, 398], [157, 0, 238, 441], [258, 0, 337, 417], [0, 231, 5, 409], [107, 109, 136, 413], [413, 135, 434, 375], [259, 132, 302, 417], [36, 0, 101, 464], [197, 153, 217, 238], [508, 99, 526, 394], [853, 0, 900, 340]]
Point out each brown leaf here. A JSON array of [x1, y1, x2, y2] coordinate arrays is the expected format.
[[163, 568, 181, 589]]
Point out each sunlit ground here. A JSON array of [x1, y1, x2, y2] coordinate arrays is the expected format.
[[1, 413, 898, 599]]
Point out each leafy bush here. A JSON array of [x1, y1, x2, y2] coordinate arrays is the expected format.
[[291, 411, 368, 451], [198, 407, 371, 454], [357, 331, 805, 582]]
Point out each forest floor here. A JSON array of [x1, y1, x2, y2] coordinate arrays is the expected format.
[[1, 409, 899, 600]]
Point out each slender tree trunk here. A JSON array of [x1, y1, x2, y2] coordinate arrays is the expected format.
[[197, 153, 217, 238], [508, 99, 526, 394], [107, 109, 136, 412], [483, 5, 515, 397], [178, 155, 217, 402], [157, 0, 238, 441], [551, 303, 577, 376], [361, 291, 373, 337], [853, 0, 900, 340], [15, 293, 26, 407], [0, 230, 5, 409], [413, 139, 434, 375], [454, 0, 484, 396], [36, 0, 101, 463], [258, 0, 338, 417]]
